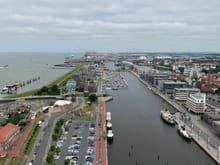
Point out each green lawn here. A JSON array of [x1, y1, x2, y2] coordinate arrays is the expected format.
[[0, 158, 5, 165], [9, 157, 24, 165], [48, 63, 84, 87]]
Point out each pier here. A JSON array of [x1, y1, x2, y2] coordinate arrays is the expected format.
[[131, 70, 220, 164], [96, 98, 108, 165]]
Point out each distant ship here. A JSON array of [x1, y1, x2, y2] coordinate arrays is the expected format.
[[177, 125, 191, 140], [160, 108, 175, 126], [51, 64, 74, 69], [51, 55, 75, 69], [0, 65, 8, 69], [1, 87, 9, 94]]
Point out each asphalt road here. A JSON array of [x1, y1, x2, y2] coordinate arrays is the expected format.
[[32, 97, 83, 165]]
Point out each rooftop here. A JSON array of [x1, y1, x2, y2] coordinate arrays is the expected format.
[[164, 81, 187, 85], [190, 92, 206, 100], [175, 88, 200, 91], [0, 123, 19, 143]]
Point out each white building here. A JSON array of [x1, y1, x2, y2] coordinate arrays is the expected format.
[[186, 92, 206, 113], [174, 88, 200, 101]]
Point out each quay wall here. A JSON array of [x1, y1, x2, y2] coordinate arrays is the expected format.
[[96, 99, 108, 165], [130, 71, 220, 165]]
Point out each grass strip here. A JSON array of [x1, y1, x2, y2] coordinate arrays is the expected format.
[[48, 63, 84, 88], [0, 158, 5, 165], [21, 123, 41, 155], [9, 157, 23, 165]]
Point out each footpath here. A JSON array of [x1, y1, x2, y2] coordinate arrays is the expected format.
[[96, 98, 108, 165]]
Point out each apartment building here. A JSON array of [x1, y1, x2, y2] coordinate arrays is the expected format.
[[186, 92, 206, 114]]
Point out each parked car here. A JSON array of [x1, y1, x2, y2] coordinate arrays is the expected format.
[[86, 148, 94, 155]]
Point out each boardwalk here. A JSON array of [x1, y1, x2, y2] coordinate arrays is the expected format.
[[96, 99, 108, 165]]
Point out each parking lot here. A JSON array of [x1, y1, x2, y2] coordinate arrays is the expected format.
[[55, 120, 96, 165]]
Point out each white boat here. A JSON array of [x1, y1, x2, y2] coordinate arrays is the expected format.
[[178, 125, 191, 140], [106, 121, 112, 130], [107, 130, 114, 141], [1, 87, 9, 94], [106, 112, 111, 121]]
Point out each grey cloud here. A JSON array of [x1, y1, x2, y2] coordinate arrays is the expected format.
[[0, 0, 220, 51]]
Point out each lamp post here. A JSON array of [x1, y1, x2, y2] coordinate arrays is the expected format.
[[217, 145, 220, 158], [207, 137, 210, 149]]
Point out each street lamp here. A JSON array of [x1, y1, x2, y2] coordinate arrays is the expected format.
[[217, 145, 220, 158], [207, 137, 210, 149]]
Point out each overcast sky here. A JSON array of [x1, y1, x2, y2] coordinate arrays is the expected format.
[[0, 0, 220, 53]]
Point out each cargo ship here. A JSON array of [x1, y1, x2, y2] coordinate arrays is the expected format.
[[160, 108, 175, 126]]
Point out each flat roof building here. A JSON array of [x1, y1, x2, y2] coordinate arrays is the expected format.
[[162, 81, 188, 96], [186, 92, 206, 114]]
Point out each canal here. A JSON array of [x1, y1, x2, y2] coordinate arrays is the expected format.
[[106, 72, 216, 165]]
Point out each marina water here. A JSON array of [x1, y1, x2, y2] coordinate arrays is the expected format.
[[107, 72, 216, 165]]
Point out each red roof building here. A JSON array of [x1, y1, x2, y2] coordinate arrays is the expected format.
[[0, 123, 20, 151]]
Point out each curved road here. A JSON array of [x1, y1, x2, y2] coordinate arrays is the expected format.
[[32, 97, 83, 165]]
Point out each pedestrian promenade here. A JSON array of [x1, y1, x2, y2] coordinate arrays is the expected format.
[[96, 98, 108, 165], [131, 70, 220, 164]]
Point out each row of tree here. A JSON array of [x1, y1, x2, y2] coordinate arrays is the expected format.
[[35, 85, 60, 95]]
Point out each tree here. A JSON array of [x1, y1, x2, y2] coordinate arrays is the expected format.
[[88, 94, 97, 102], [47, 152, 54, 164], [50, 145, 55, 152], [55, 147, 61, 154], [64, 160, 69, 165]]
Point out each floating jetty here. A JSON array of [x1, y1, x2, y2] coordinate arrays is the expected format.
[[1, 76, 40, 94]]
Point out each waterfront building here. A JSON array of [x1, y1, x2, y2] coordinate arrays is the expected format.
[[186, 92, 206, 113], [147, 74, 169, 85], [0, 123, 20, 151], [162, 81, 188, 96], [153, 77, 176, 87], [157, 79, 176, 90], [174, 88, 200, 101]]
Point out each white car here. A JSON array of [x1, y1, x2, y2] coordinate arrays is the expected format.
[[87, 136, 95, 141], [73, 149, 80, 155]]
